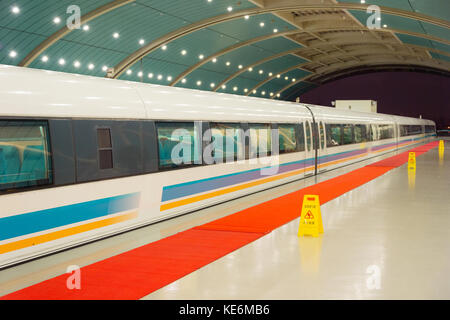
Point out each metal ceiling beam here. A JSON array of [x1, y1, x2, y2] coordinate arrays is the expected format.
[[18, 0, 135, 67], [109, 3, 450, 79]]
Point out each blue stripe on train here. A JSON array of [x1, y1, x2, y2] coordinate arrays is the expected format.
[[0, 192, 140, 241]]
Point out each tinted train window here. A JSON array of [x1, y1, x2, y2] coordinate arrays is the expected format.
[[325, 124, 341, 147], [249, 124, 272, 158], [401, 125, 422, 136], [378, 125, 394, 140], [305, 122, 312, 151], [97, 128, 113, 169], [319, 122, 325, 149], [210, 123, 244, 162], [342, 125, 353, 145], [156, 122, 201, 169], [0, 120, 52, 191], [354, 125, 367, 143], [425, 125, 435, 133], [278, 124, 297, 154], [297, 123, 305, 152]]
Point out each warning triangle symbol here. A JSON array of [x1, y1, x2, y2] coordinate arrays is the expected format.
[[304, 210, 314, 219]]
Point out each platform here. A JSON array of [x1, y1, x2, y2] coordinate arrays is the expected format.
[[1, 139, 448, 299]]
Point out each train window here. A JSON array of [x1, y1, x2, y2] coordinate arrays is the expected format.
[[249, 123, 272, 158], [209, 123, 244, 162], [342, 125, 353, 145], [156, 122, 201, 169], [278, 124, 297, 154], [97, 128, 113, 170], [297, 123, 305, 152], [370, 124, 377, 141], [354, 125, 367, 143], [325, 124, 341, 147], [425, 125, 435, 133], [0, 120, 52, 191], [319, 122, 325, 149], [378, 124, 394, 140], [305, 122, 311, 151]]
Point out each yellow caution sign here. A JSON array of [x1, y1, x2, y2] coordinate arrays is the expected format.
[[439, 140, 444, 151], [408, 152, 416, 170], [298, 195, 323, 237]]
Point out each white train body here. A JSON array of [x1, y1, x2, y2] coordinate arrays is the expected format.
[[0, 65, 436, 268]]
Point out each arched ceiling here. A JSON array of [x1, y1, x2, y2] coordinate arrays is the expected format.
[[1, 0, 449, 101]]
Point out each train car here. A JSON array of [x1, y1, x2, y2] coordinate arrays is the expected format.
[[0, 65, 436, 268]]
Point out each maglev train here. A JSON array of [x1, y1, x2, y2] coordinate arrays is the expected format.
[[0, 64, 436, 268]]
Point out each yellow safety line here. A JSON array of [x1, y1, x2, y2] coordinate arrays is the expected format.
[[0, 211, 138, 254]]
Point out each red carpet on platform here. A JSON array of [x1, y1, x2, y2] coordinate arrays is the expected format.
[[1, 141, 439, 300]]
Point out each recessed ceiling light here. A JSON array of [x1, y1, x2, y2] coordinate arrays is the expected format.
[[9, 50, 17, 58], [361, 0, 366, 3], [41, 55, 49, 62], [244, 15, 249, 20], [74, 61, 81, 68], [269, 72, 273, 77], [197, 80, 202, 86], [210, 83, 215, 88], [181, 78, 187, 83], [11, 6, 20, 14], [244, 88, 248, 93], [377, 17, 381, 21], [113, 32, 120, 39], [199, 54, 204, 60], [181, 49, 187, 55], [292, 78, 296, 82], [167, 76, 173, 81], [221, 85, 226, 89], [238, 65, 243, 69], [273, 28, 278, 33], [126, 70, 132, 75], [270, 92, 274, 97], [226, 61, 231, 66], [260, 22, 265, 27], [248, 67, 253, 72], [227, 6, 233, 12], [261, 91, 266, 95], [138, 71, 143, 77], [88, 63, 95, 70], [383, 24, 388, 28], [139, 39, 145, 45], [212, 58, 217, 63], [285, 76, 289, 80], [148, 73, 154, 78], [253, 90, 257, 94], [157, 74, 163, 80], [277, 74, 281, 78], [277, 93, 281, 97], [161, 45, 167, 50], [259, 70, 264, 74], [102, 66, 108, 72], [83, 25, 90, 31], [58, 58, 66, 65], [53, 17, 61, 24], [233, 87, 238, 91]]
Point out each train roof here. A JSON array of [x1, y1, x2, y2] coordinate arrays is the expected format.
[[0, 64, 435, 126]]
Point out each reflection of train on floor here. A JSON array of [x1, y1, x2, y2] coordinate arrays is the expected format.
[[0, 64, 436, 268]]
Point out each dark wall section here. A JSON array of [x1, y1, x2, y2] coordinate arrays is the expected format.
[[296, 72, 450, 129]]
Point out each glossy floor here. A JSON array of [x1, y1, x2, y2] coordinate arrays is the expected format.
[[1, 140, 448, 299]]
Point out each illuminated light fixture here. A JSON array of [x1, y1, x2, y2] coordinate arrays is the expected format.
[[261, 91, 266, 95], [244, 88, 248, 93], [161, 45, 167, 50], [199, 54, 204, 60], [212, 58, 217, 63], [227, 6, 233, 12], [11, 6, 20, 14], [207, 0, 212, 2], [181, 78, 187, 83], [383, 24, 388, 28], [139, 39, 145, 45], [167, 76, 172, 81], [9, 50, 17, 58], [181, 49, 187, 55], [197, 80, 202, 86], [138, 71, 143, 78], [41, 55, 49, 62], [102, 66, 108, 72], [226, 61, 231, 66], [210, 83, 215, 88], [157, 74, 163, 80], [148, 73, 154, 78], [292, 78, 296, 82], [285, 76, 289, 80], [53, 17, 61, 24], [253, 90, 257, 94], [238, 65, 243, 69], [377, 17, 381, 21], [126, 69, 132, 75], [259, 22, 265, 27], [113, 32, 120, 38], [233, 86, 238, 92], [360, 0, 366, 3], [88, 63, 95, 70], [248, 67, 253, 72], [276, 74, 281, 78], [259, 70, 264, 74], [268, 72, 273, 77], [58, 58, 66, 65], [82, 25, 90, 31], [273, 28, 278, 33], [244, 15, 249, 20], [277, 93, 281, 97], [221, 85, 226, 89], [270, 92, 274, 97], [73, 60, 81, 68]]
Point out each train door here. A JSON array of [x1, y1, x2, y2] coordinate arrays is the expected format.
[[304, 120, 314, 176], [317, 120, 327, 173]]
